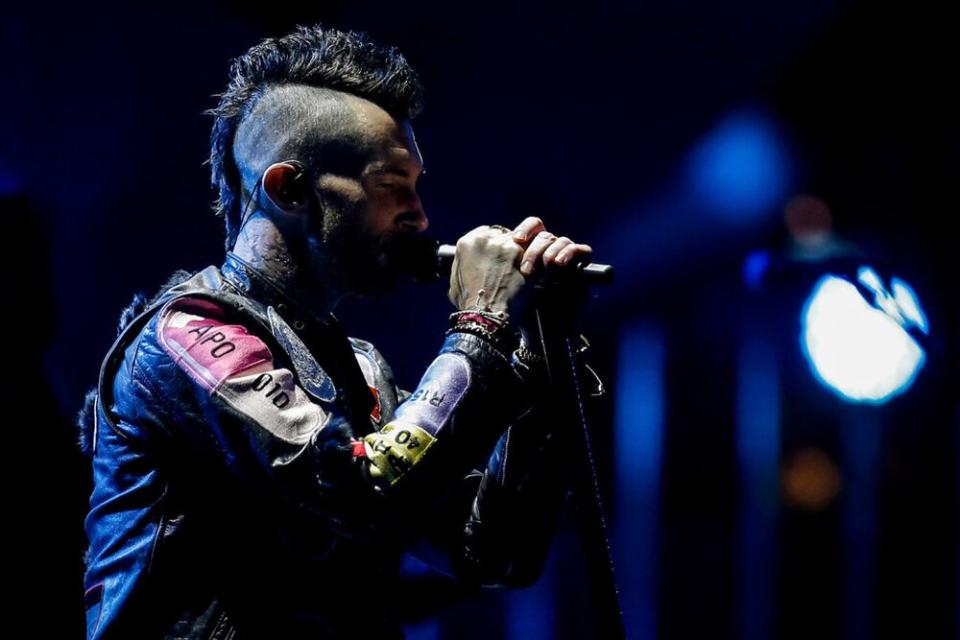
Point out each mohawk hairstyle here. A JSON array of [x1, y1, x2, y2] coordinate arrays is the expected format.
[[207, 25, 425, 251]]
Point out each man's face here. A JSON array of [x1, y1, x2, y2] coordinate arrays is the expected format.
[[310, 102, 428, 297]]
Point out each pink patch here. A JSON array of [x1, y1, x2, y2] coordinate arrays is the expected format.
[[158, 298, 273, 393]]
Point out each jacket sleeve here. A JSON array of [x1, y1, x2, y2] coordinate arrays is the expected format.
[[409, 337, 601, 588], [456, 406, 573, 587], [126, 295, 534, 543]]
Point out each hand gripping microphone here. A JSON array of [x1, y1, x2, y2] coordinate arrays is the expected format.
[[389, 235, 614, 285]]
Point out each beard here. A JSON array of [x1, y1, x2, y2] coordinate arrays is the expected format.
[[310, 197, 405, 298]]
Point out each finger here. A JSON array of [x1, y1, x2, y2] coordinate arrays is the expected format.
[[520, 230, 556, 275], [512, 216, 545, 243], [542, 236, 574, 267], [556, 243, 593, 266]]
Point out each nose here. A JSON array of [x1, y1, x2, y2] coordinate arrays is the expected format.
[[398, 192, 429, 233], [410, 205, 429, 233]]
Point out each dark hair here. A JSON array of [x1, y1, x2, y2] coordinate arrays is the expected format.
[[207, 24, 425, 251]]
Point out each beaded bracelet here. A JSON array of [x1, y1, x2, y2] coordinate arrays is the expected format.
[[447, 312, 520, 356], [448, 308, 509, 329], [449, 311, 503, 333]]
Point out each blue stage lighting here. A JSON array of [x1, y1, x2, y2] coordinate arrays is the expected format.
[[800, 269, 927, 404], [686, 111, 790, 219], [742, 249, 772, 290]]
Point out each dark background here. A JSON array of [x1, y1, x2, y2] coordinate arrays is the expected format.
[[3, 1, 956, 638]]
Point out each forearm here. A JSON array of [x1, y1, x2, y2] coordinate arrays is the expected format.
[[358, 330, 534, 527]]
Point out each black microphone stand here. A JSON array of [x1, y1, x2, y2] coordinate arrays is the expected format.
[[405, 238, 625, 636], [528, 267, 625, 639]]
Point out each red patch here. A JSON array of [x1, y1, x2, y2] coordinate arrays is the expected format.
[[158, 298, 273, 392], [368, 385, 382, 422], [351, 440, 367, 458]]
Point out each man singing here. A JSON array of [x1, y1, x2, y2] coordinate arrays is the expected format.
[[79, 24, 594, 639]]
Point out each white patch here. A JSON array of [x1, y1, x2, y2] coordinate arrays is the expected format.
[[215, 368, 329, 445], [165, 310, 204, 330]]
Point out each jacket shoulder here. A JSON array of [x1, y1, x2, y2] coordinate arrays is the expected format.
[[80, 267, 242, 453], [145, 294, 274, 395], [77, 268, 202, 456]]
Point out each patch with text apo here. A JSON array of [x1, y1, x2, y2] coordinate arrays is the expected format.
[[158, 298, 272, 392]]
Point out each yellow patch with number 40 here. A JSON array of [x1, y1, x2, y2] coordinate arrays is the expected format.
[[364, 421, 436, 487]]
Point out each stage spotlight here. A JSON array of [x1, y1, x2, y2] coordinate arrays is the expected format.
[[891, 277, 928, 335], [686, 111, 790, 220], [800, 268, 927, 404]]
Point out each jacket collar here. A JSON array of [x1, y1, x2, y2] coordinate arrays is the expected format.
[[219, 251, 336, 335], [219, 251, 376, 434]]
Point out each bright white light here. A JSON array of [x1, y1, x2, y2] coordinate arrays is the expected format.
[[891, 278, 929, 335], [801, 274, 926, 403]]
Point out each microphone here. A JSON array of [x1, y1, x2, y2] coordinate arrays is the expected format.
[[390, 235, 614, 285]]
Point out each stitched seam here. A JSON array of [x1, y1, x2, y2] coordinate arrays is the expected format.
[[99, 305, 168, 443], [87, 583, 104, 636], [498, 427, 512, 487]]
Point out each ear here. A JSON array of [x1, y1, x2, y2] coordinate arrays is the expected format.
[[261, 161, 308, 213]]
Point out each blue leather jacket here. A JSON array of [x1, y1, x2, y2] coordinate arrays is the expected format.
[[79, 252, 573, 639]]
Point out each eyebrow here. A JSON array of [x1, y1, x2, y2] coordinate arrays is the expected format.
[[369, 163, 427, 178]]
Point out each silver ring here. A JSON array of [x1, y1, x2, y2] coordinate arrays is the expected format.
[[490, 224, 511, 233]]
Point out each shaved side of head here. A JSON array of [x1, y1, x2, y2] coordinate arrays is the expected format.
[[232, 85, 374, 204]]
